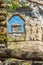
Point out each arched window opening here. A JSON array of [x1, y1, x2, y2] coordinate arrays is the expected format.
[[7, 15, 25, 41]]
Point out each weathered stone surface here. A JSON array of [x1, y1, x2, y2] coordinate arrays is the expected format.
[[0, 43, 43, 60], [3, 28, 7, 34], [26, 19, 42, 41], [0, 15, 6, 21], [28, 0, 43, 5], [0, 11, 6, 16], [0, 0, 43, 62], [0, 0, 6, 8], [0, 22, 6, 26], [8, 41, 43, 52], [0, 3, 6, 8], [7, 33, 25, 41], [4, 41, 43, 60], [0, 59, 32, 65], [6, 12, 43, 61], [0, 59, 43, 65], [0, 11, 7, 21]]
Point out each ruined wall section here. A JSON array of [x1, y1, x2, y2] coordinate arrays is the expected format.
[[25, 17, 42, 41], [7, 12, 43, 51]]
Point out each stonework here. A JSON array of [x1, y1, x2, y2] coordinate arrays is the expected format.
[[7, 13, 43, 49], [0, 0, 43, 65], [26, 19, 42, 41]]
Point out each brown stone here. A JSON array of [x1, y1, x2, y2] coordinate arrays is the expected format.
[[0, 22, 6, 26], [0, 15, 6, 21], [0, 0, 6, 8], [0, 11, 6, 16], [0, 3, 7, 8], [3, 28, 7, 34]]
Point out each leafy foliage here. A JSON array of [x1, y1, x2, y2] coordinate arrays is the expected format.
[[7, 0, 27, 10], [8, 0, 20, 10], [22, 2, 27, 8], [8, 0, 13, 10], [12, 3, 20, 10]]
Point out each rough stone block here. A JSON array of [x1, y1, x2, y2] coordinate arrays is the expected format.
[[0, 15, 6, 21]]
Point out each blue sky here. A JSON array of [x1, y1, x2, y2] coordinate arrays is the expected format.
[[8, 16, 24, 32]]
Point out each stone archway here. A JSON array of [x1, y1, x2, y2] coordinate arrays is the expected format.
[[7, 14, 26, 42], [8, 14, 25, 33]]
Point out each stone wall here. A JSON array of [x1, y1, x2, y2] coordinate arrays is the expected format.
[[26, 18, 42, 41], [7, 12, 43, 50], [0, 0, 43, 65]]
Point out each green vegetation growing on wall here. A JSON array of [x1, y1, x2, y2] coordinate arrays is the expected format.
[[12, 3, 20, 10], [8, 0, 20, 10], [22, 2, 27, 8], [7, 0, 28, 10], [8, 0, 13, 10]]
